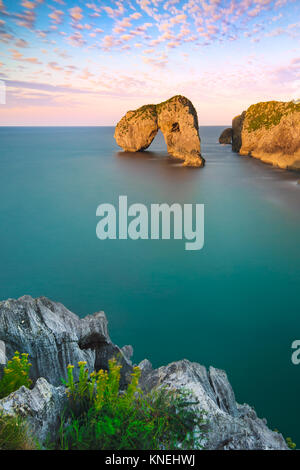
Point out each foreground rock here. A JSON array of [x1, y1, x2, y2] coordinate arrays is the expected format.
[[0, 296, 132, 386], [219, 128, 232, 144], [0, 340, 6, 377], [114, 95, 205, 167], [0, 296, 288, 450], [0, 378, 66, 444], [139, 359, 288, 450], [232, 101, 300, 169]]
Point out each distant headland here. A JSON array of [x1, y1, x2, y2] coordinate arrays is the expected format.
[[219, 100, 300, 171]]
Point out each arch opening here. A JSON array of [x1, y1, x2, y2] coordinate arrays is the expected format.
[[171, 122, 180, 133]]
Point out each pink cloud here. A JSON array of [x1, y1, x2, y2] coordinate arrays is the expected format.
[[67, 31, 86, 47], [130, 12, 142, 19], [170, 14, 187, 24], [70, 6, 83, 22], [49, 9, 64, 24], [21, 1, 36, 9], [10, 48, 42, 64], [86, 3, 101, 14], [48, 61, 63, 71], [103, 2, 125, 19], [15, 38, 29, 47]]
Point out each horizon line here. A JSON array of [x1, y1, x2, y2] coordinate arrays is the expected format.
[[0, 124, 231, 128]]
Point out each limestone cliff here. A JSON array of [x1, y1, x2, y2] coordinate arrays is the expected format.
[[232, 101, 300, 170], [0, 296, 288, 449], [232, 111, 246, 152], [114, 96, 205, 168]]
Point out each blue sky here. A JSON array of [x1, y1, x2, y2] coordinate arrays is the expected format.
[[0, 0, 300, 125]]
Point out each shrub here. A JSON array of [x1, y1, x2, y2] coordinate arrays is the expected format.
[[55, 358, 207, 450], [0, 351, 32, 399], [0, 412, 37, 450], [286, 437, 297, 450]]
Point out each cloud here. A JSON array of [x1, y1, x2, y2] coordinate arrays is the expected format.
[[5, 79, 95, 95], [113, 17, 132, 34], [170, 14, 187, 24], [103, 2, 125, 19], [86, 3, 101, 16], [53, 47, 70, 59], [15, 38, 29, 47], [49, 9, 64, 24], [69, 6, 83, 22], [21, 1, 36, 9], [15, 10, 36, 30], [10, 49, 42, 64], [67, 31, 86, 47], [102, 34, 121, 50], [142, 52, 168, 68], [48, 61, 63, 71], [130, 12, 142, 19], [1, 0, 299, 124]]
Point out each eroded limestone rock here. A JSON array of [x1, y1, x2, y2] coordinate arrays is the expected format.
[[139, 359, 288, 450], [114, 104, 158, 153], [0, 296, 132, 386], [0, 378, 66, 445], [114, 96, 205, 167], [232, 111, 246, 152]]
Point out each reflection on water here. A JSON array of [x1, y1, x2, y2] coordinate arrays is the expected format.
[[116, 126, 300, 214]]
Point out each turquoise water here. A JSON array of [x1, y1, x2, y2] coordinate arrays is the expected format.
[[1, 126, 300, 443]]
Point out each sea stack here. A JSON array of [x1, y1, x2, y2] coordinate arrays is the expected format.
[[232, 101, 300, 170], [114, 95, 205, 168], [219, 127, 233, 144]]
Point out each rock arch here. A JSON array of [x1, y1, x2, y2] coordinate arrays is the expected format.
[[114, 95, 205, 167]]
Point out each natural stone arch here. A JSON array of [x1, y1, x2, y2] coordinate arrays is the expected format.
[[114, 95, 205, 167]]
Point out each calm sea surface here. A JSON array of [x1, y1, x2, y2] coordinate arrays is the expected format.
[[1, 126, 300, 443]]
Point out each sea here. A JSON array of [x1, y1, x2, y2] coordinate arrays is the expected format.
[[0, 125, 300, 444]]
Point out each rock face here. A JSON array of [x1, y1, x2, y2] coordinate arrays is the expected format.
[[0, 378, 66, 444], [115, 104, 158, 153], [139, 359, 288, 450], [0, 296, 289, 450], [0, 295, 132, 386], [232, 101, 300, 170], [219, 128, 232, 144], [0, 340, 6, 376], [232, 111, 246, 152], [114, 96, 205, 167]]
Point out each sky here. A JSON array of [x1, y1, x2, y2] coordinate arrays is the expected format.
[[0, 0, 299, 125]]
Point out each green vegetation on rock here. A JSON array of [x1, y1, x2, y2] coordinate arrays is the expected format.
[[246, 101, 300, 132], [156, 95, 187, 112], [125, 96, 191, 121], [286, 436, 297, 450], [127, 104, 157, 122], [0, 412, 38, 450], [52, 358, 207, 450], [0, 351, 32, 399]]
